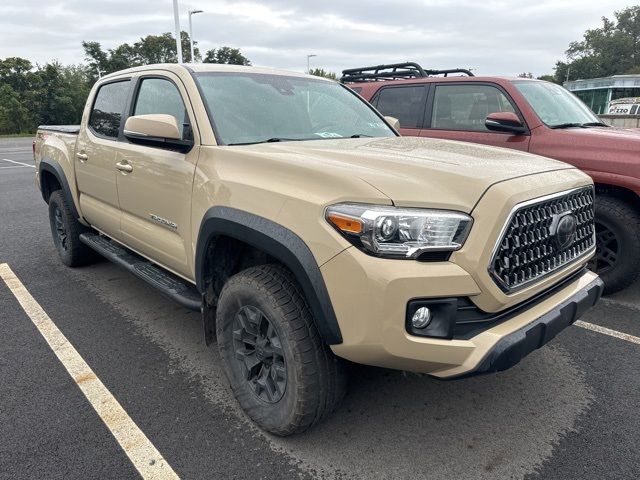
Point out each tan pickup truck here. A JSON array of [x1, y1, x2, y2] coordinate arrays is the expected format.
[[34, 63, 603, 435]]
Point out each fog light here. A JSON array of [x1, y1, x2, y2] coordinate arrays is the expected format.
[[411, 307, 432, 329]]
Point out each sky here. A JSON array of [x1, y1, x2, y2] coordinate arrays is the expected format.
[[0, 0, 635, 77]]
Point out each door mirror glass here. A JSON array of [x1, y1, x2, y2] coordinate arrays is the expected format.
[[485, 112, 527, 134], [385, 116, 400, 131], [124, 114, 193, 152]]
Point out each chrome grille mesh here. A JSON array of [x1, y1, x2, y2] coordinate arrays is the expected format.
[[489, 187, 595, 293]]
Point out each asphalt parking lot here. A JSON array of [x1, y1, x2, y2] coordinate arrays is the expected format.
[[1, 136, 639, 480]]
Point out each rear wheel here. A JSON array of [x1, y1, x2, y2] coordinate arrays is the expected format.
[[588, 196, 640, 294], [48, 190, 97, 267], [216, 264, 347, 436]]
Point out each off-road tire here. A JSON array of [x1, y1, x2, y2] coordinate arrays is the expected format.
[[590, 196, 640, 294], [48, 190, 97, 267], [216, 264, 347, 436]]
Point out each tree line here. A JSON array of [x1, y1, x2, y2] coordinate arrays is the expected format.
[[0, 32, 250, 135]]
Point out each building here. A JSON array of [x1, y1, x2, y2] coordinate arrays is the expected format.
[[564, 74, 640, 114]]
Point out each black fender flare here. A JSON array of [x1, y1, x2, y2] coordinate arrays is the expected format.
[[39, 159, 80, 220], [195, 207, 343, 345]]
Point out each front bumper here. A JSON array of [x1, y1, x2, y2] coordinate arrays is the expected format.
[[322, 246, 601, 378], [450, 275, 603, 378]]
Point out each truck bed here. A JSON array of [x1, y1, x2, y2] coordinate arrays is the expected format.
[[37, 125, 80, 135]]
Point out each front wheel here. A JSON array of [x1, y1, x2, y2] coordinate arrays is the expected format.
[[588, 196, 640, 294], [216, 264, 347, 436]]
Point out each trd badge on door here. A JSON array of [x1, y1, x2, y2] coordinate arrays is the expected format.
[[150, 214, 178, 230]]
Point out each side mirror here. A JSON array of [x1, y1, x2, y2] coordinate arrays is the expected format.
[[385, 116, 401, 131], [124, 114, 193, 152], [485, 112, 527, 135]]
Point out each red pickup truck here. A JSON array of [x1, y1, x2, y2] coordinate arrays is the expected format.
[[343, 62, 640, 293]]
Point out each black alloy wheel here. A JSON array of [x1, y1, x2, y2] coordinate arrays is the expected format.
[[52, 205, 69, 252], [589, 220, 618, 275], [232, 305, 287, 403]]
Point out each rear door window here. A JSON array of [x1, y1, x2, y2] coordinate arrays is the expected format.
[[374, 85, 427, 128], [88, 80, 131, 138], [431, 84, 517, 131]]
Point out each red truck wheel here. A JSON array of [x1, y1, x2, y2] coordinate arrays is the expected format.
[[589, 196, 640, 294]]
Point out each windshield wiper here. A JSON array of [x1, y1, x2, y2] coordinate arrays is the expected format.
[[350, 134, 373, 138], [228, 137, 306, 146], [580, 122, 609, 127], [550, 123, 584, 129], [550, 122, 609, 129]]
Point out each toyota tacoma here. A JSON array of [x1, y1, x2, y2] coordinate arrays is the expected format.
[[34, 64, 603, 435]]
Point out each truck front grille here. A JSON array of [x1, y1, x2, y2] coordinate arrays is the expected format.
[[489, 187, 595, 293]]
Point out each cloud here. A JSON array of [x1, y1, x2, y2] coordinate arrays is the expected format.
[[0, 0, 632, 76]]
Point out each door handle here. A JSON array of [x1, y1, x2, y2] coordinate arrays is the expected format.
[[116, 161, 133, 173], [76, 152, 88, 162]]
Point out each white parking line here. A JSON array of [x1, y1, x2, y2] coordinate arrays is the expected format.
[[1, 158, 35, 168], [575, 320, 640, 345], [0, 165, 32, 169], [0, 263, 179, 480]]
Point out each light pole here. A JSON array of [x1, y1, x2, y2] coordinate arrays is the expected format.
[[172, 0, 183, 63], [306, 54, 317, 74], [188, 9, 203, 63]]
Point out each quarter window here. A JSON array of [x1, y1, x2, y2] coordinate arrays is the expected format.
[[432, 84, 517, 131], [375, 86, 427, 128], [89, 80, 131, 138], [133, 78, 189, 138]]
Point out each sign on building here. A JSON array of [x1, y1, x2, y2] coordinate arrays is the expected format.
[[608, 97, 640, 115]]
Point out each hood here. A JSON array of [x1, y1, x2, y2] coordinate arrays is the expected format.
[[562, 125, 640, 143], [232, 136, 573, 212], [540, 126, 640, 180]]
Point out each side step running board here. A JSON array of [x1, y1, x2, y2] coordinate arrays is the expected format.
[[79, 232, 202, 312]]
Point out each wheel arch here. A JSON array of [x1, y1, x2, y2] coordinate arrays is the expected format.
[[594, 182, 640, 210], [39, 159, 80, 219], [195, 207, 343, 345]]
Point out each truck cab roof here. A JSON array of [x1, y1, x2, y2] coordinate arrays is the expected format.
[[101, 63, 331, 81]]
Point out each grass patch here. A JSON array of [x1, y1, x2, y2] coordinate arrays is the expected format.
[[0, 133, 36, 138]]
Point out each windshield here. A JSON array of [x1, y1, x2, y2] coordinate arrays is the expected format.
[[194, 72, 396, 145], [513, 81, 602, 128]]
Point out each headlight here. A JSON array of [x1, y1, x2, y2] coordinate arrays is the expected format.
[[326, 203, 472, 259]]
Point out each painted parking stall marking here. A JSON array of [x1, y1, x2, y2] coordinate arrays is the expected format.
[[576, 320, 640, 345], [0, 263, 180, 480], [1, 158, 35, 168]]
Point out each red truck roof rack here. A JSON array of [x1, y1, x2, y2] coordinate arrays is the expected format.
[[340, 62, 474, 83]]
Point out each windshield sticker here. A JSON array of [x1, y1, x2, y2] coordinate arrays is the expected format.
[[314, 132, 343, 138]]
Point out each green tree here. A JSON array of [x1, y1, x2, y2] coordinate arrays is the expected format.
[[203, 47, 251, 65], [536, 74, 558, 83], [35, 62, 80, 126], [553, 6, 640, 82], [308, 68, 338, 80], [0, 84, 30, 134], [82, 31, 202, 78], [0, 57, 35, 93], [0, 57, 92, 133]]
